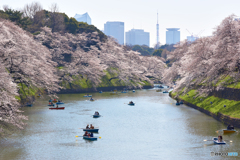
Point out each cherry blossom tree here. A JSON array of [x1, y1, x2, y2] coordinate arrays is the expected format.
[[0, 61, 27, 135], [35, 27, 166, 88], [0, 19, 60, 100], [163, 15, 240, 96]]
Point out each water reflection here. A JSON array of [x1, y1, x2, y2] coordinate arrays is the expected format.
[[0, 88, 239, 159]]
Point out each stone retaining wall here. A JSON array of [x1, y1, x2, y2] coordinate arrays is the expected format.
[[169, 92, 240, 128], [57, 85, 153, 94], [209, 87, 240, 101]]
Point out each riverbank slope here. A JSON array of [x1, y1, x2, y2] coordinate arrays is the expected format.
[[170, 88, 240, 128]]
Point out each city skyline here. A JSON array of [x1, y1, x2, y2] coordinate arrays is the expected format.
[[2, 0, 240, 47]]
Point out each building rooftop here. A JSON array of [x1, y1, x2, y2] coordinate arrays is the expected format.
[[166, 28, 180, 31]]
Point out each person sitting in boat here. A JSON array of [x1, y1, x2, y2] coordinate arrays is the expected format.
[[83, 131, 88, 136], [94, 111, 99, 115], [227, 124, 234, 130], [86, 125, 89, 129], [129, 101, 133, 104], [90, 97, 94, 101], [56, 104, 58, 108], [90, 124, 94, 129], [218, 135, 223, 142], [227, 125, 231, 130], [90, 132, 93, 137]]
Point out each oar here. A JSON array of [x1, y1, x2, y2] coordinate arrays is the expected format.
[[75, 135, 101, 139], [203, 139, 233, 142], [203, 139, 213, 141], [216, 130, 222, 133], [75, 135, 83, 137]]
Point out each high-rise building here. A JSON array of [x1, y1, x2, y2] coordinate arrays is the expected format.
[[74, 13, 91, 25], [187, 36, 198, 42], [166, 28, 180, 45], [104, 21, 124, 45], [125, 29, 149, 47]]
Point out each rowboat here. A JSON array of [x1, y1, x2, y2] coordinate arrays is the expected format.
[[83, 128, 99, 132], [93, 115, 101, 118], [56, 102, 64, 105], [49, 107, 65, 110], [128, 103, 135, 106], [90, 99, 95, 101], [52, 100, 57, 103], [25, 104, 33, 107], [213, 137, 226, 145], [48, 104, 55, 106], [158, 85, 164, 88], [176, 102, 180, 105], [156, 89, 162, 92], [83, 95, 92, 97], [83, 136, 97, 141], [163, 91, 169, 93], [222, 129, 237, 134]]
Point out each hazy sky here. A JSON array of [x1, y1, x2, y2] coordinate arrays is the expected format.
[[1, 0, 240, 47]]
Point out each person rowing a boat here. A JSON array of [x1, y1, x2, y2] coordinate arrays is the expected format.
[[90, 97, 94, 101], [90, 124, 94, 129], [94, 111, 99, 115], [129, 101, 133, 104], [218, 135, 223, 142], [227, 124, 234, 130], [83, 131, 88, 136], [86, 125, 89, 129], [90, 132, 93, 137]]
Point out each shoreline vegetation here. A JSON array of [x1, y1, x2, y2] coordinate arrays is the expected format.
[[169, 89, 240, 128]]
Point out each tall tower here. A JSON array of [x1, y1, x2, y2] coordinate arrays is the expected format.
[[156, 12, 159, 49]]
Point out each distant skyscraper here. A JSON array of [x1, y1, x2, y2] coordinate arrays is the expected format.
[[187, 36, 198, 42], [125, 29, 149, 46], [104, 21, 124, 45], [74, 13, 91, 25], [156, 12, 160, 49], [166, 28, 180, 45]]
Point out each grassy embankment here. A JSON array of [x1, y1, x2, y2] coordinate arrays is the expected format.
[[17, 83, 43, 102], [60, 68, 152, 90], [171, 75, 240, 119]]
